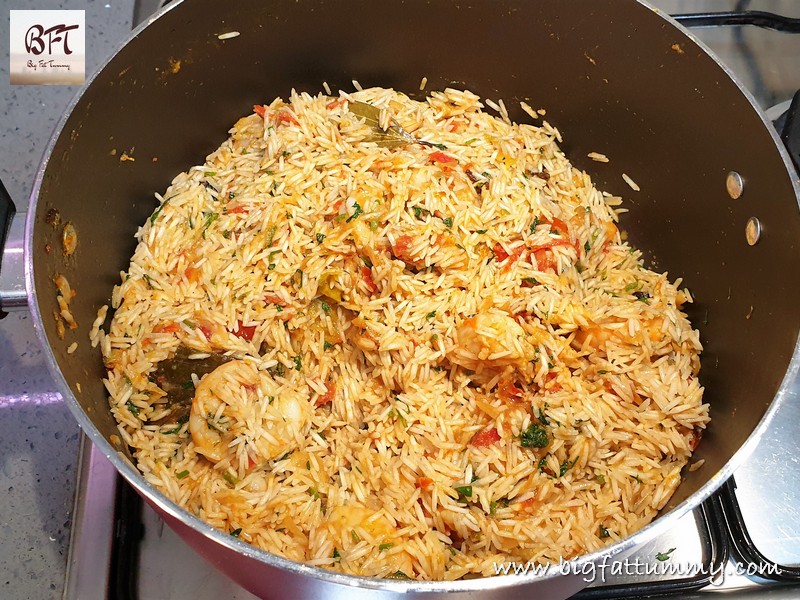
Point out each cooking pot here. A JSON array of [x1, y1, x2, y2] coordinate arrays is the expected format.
[[1, 1, 799, 598]]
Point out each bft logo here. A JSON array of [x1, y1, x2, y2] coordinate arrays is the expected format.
[[10, 10, 85, 85], [25, 23, 81, 56]]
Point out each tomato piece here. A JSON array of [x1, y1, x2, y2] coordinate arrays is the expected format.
[[533, 248, 556, 272], [391, 235, 415, 262], [545, 371, 562, 392], [361, 266, 378, 294], [253, 104, 266, 117], [233, 320, 257, 341], [184, 266, 201, 284], [493, 242, 509, 262], [471, 428, 501, 447], [429, 151, 456, 164], [517, 497, 540, 510], [689, 429, 703, 451], [497, 379, 523, 402], [198, 322, 215, 341], [315, 382, 336, 407], [548, 217, 570, 239], [276, 111, 299, 126], [264, 294, 285, 306], [416, 476, 434, 490], [153, 322, 180, 334], [226, 205, 248, 214], [531, 238, 573, 252], [326, 98, 345, 110]]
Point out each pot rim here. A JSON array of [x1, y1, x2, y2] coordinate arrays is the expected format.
[[24, 0, 800, 593]]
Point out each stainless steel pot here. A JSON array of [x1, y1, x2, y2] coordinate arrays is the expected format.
[[1, 1, 799, 598]]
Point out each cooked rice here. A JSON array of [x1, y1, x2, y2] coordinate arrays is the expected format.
[[622, 173, 640, 192], [99, 87, 708, 580], [588, 152, 609, 163]]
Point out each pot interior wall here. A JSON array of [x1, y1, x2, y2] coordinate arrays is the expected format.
[[32, 0, 800, 514]]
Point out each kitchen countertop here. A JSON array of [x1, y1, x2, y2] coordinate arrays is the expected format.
[[0, 1, 133, 598], [0, 1, 798, 600]]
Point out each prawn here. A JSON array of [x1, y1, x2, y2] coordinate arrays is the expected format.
[[189, 360, 312, 466], [449, 311, 536, 373]]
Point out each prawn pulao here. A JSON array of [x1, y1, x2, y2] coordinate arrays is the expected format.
[[98, 87, 708, 580]]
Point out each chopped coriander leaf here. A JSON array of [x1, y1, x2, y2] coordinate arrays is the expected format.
[[432, 143, 447, 150], [275, 305, 283, 313], [142, 273, 155, 289], [426, 311, 436, 320], [163, 422, 185, 434], [476, 229, 488, 234], [522, 276, 538, 286], [584, 241, 591, 254], [656, 548, 676, 561], [332, 548, 341, 560], [293, 355, 302, 371], [126, 401, 140, 416], [520, 423, 548, 448], [228, 192, 236, 199], [275, 450, 293, 462], [529, 216, 540, 234], [538, 456, 548, 472], [624, 281, 638, 292], [596, 473, 606, 484], [559, 460, 576, 477], [599, 526, 610, 538], [267, 363, 285, 377], [202, 212, 219, 238], [379, 542, 394, 551], [321, 301, 331, 314], [150, 199, 169, 225], [536, 406, 549, 425], [351, 529, 361, 543], [316, 233, 326, 244], [307, 487, 321, 500], [369, 219, 379, 231], [268, 263, 276, 270], [204, 171, 216, 177], [633, 291, 650, 302], [631, 474, 643, 483], [323, 341, 333, 351], [362, 256, 373, 268], [489, 497, 509, 514], [454, 485, 473, 500], [293, 269, 304, 288], [598, 369, 608, 374], [346, 202, 363, 222], [443, 217, 453, 229], [265, 225, 277, 247], [387, 570, 410, 580], [175, 470, 190, 479], [222, 471, 238, 486], [230, 528, 242, 537], [413, 206, 424, 219], [306, 460, 311, 470]]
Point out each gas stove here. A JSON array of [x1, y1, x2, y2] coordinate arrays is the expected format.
[[47, 2, 800, 598]]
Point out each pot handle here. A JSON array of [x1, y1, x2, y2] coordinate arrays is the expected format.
[[0, 179, 27, 315], [780, 90, 800, 174]]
